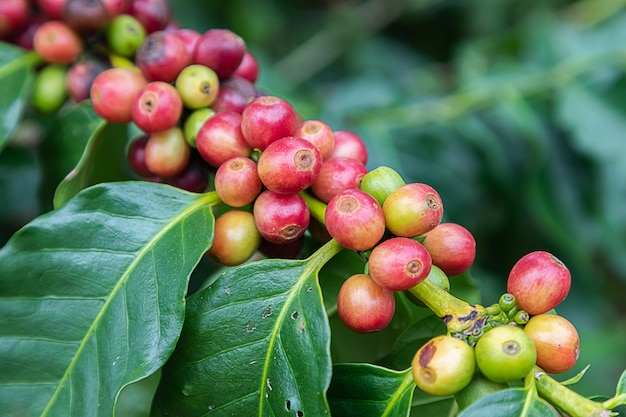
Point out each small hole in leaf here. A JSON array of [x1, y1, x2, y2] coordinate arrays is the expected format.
[[297, 411, 304, 417], [285, 400, 291, 411]]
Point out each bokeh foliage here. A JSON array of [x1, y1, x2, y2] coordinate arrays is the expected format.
[[2, 0, 626, 414]]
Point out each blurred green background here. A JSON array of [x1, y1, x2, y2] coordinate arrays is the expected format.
[[2, 0, 626, 410]]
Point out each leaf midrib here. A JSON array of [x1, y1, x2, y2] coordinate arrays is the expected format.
[[40, 190, 218, 416]]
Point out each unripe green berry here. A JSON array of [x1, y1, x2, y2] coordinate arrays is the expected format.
[[32, 64, 67, 113], [183, 107, 215, 147], [475, 325, 536, 383], [360, 166, 405, 206], [106, 14, 146, 57]]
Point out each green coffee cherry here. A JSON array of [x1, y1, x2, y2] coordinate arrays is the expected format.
[[32, 64, 67, 114], [475, 325, 537, 383], [106, 14, 147, 57], [359, 166, 405, 205], [183, 107, 215, 147]]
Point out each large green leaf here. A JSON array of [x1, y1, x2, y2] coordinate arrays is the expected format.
[[152, 239, 344, 416], [0, 42, 40, 152], [458, 388, 558, 417], [0, 182, 218, 417], [327, 363, 415, 417]]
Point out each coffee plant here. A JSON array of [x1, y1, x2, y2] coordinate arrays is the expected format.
[[1, 1, 626, 416]]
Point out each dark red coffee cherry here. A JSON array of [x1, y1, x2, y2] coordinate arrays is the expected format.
[[193, 28, 246, 78], [66, 60, 105, 103], [241, 95, 298, 150], [61, 0, 110, 33], [126, 0, 171, 34], [135, 30, 190, 82]]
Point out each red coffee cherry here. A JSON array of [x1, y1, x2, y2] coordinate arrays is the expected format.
[[127, 135, 153, 178], [214, 156, 262, 207], [126, 0, 171, 34], [144, 127, 190, 177], [166, 156, 209, 193], [412, 335, 475, 396], [101, 0, 125, 18], [292, 119, 335, 160], [37, 0, 68, 20], [337, 273, 395, 333], [524, 314, 580, 374], [475, 325, 537, 383], [210, 75, 256, 114], [66, 60, 105, 103], [135, 30, 190, 82], [328, 130, 368, 164], [256, 136, 322, 194], [507, 251, 571, 315], [207, 210, 261, 267], [193, 28, 246, 78], [310, 156, 368, 203], [241, 95, 298, 150], [368, 237, 432, 291], [90, 68, 147, 124], [173, 28, 200, 56], [195, 111, 252, 168], [61, 0, 110, 33], [253, 190, 310, 245], [421, 222, 476, 277], [232, 50, 259, 84], [0, 0, 29, 39], [383, 183, 444, 237], [258, 236, 305, 260], [33, 21, 82, 64], [132, 81, 182, 134], [325, 189, 386, 251]]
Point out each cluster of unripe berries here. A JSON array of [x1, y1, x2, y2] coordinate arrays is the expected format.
[[412, 250, 580, 398]]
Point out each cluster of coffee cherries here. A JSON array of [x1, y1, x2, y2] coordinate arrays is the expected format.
[[411, 250, 581, 398]]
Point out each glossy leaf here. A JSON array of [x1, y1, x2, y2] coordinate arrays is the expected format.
[[152, 239, 344, 416], [0, 182, 218, 417], [0, 42, 40, 152], [327, 363, 415, 417], [617, 368, 626, 397], [458, 388, 558, 417]]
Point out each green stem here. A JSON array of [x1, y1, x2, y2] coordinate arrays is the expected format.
[[534, 367, 613, 417], [299, 190, 327, 224], [407, 279, 485, 334]]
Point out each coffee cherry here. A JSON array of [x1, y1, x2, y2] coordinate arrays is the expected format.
[[37, 0, 67, 20], [383, 183, 444, 237], [325, 189, 386, 251], [127, 135, 153, 178], [507, 251, 571, 315], [0, 0, 29, 39], [90, 68, 147, 124], [421, 222, 476, 277], [337, 273, 395, 333], [175, 64, 219, 109], [32, 64, 68, 114], [214, 156, 262, 207], [232, 50, 259, 83], [132, 81, 182, 133], [126, 0, 171, 34], [360, 166, 405, 206], [101, 0, 125, 18], [210, 75, 256, 114], [106, 14, 146, 57], [144, 127, 190, 177], [524, 314, 580, 374], [207, 210, 261, 267], [258, 235, 305, 260], [241, 95, 298, 150], [193, 28, 246, 78], [173, 28, 200, 56], [310, 157, 368, 203], [292, 120, 335, 160], [328, 130, 368, 164], [11, 14, 44, 50], [166, 155, 209, 193], [411, 335, 475, 396], [256, 136, 322, 194], [253, 190, 309, 244], [196, 111, 252, 168], [66, 60, 105, 103], [135, 30, 190, 82], [368, 237, 432, 291], [183, 107, 215, 147], [475, 325, 537, 383], [62, 0, 109, 33], [33, 21, 82, 64]]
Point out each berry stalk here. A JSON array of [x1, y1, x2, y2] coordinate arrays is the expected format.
[[533, 367, 612, 417]]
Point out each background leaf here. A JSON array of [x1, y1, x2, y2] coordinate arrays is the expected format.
[[617, 369, 626, 397], [458, 388, 558, 417], [152, 240, 343, 417], [0, 42, 40, 152], [0, 182, 218, 417], [327, 363, 415, 417]]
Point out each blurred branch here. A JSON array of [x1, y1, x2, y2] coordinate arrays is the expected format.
[[352, 47, 626, 127], [274, 0, 445, 87]]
